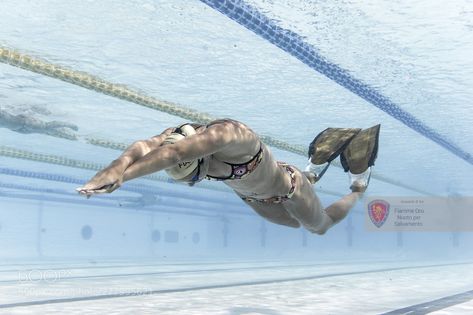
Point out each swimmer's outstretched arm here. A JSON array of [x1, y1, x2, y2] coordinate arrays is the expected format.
[[77, 123, 236, 196], [123, 123, 235, 182], [112, 127, 176, 172], [76, 127, 175, 196]]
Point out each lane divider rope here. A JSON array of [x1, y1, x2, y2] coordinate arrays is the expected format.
[[0, 47, 430, 194], [0, 148, 347, 196], [200, 0, 473, 166]]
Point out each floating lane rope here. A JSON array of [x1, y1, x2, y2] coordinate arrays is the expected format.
[[0, 168, 235, 199], [200, 0, 473, 166], [0, 145, 430, 195], [0, 47, 213, 124], [0, 47, 304, 155], [0, 47, 430, 194], [0, 148, 346, 197], [0, 145, 171, 183]]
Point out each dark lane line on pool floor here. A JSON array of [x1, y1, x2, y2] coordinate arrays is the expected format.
[[380, 289, 473, 315], [0, 262, 472, 309], [0, 258, 397, 273], [0, 258, 417, 273], [1, 261, 472, 285]]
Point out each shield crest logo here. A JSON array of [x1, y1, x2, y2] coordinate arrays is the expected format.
[[368, 200, 390, 228]]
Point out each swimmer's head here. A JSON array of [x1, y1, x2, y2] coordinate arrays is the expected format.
[[180, 156, 210, 186], [162, 123, 209, 185]]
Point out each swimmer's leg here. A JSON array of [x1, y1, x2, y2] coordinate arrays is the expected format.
[[283, 170, 361, 234], [323, 192, 362, 225], [239, 195, 301, 228]]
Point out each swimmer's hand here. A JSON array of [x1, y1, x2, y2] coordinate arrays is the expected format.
[[76, 183, 119, 198], [76, 162, 124, 198]]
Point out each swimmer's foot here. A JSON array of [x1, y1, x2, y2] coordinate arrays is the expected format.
[[349, 167, 371, 193], [340, 124, 380, 175], [307, 127, 361, 183], [304, 161, 329, 183]]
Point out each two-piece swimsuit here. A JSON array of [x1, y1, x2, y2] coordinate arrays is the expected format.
[[205, 144, 297, 204]]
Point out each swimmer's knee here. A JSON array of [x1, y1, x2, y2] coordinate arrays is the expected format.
[[260, 216, 301, 229], [305, 223, 330, 235], [310, 228, 327, 235], [286, 219, 301, 229], [272, 218, 301, 229]]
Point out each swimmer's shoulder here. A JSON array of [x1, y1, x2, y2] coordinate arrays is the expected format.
[[207, 118, 256, 135]]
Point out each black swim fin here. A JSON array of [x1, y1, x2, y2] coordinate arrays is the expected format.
[[308, 128, 362, 164], [307, 128, 361, 181], [340, 124, 381, 175]]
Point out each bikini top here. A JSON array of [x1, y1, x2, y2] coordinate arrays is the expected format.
[[205, 145, 264, 181]]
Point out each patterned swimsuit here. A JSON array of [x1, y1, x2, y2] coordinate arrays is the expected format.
[[206, 146, 264, 181], [206, 144, 297, 204]]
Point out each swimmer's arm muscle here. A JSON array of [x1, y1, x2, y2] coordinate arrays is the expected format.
[[76, 127, 175, 195], [111, 127, 176, 172], [123, 123, 236, 182]]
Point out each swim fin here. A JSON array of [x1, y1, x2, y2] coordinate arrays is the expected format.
[[340, 124, 380, 175], [307, 128, 361, 180]]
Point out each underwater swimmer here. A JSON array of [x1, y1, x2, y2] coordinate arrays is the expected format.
[[0, 105, 78, 140], [77, 119, 380, 235]]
